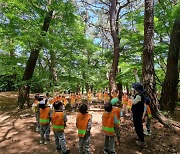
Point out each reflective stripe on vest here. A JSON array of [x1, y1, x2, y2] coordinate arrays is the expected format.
[[78, 129, 86, 135], [77, 113, 91, 137], [40, 107, 50, 125], [102, 112, 115, 136], [52, 125, 64, 130], [52, 112, 65, 132], [40, 119, 50, 123], [102, 126, 114, 132]]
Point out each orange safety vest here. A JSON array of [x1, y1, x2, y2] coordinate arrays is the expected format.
[[40, 107, 50, 125], [77, 113, 91, 137], [102, 112, 115, 136], [63, 98, 68, 106], [34, 100, 39, 105], [88, 93, 92, 98], [146, 105, 152, 118], [76, 95, 81, 102], [97, 93, 102, 99], [57, 96, 62, 101], [127, 99, 132, 108], [54, 96, 59, 102], [70, 96, 76, 104], [51, 111, 65, 132], [122, 94, 128, 103], [112, 107, 120, 120], [104, 93, 109, 100], [48, 99, 54, 104], [32, 100, 39, 113]]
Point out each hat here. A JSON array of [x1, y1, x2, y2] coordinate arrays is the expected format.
[[110, 97, 119, 105], [132, 82, 145, 94]]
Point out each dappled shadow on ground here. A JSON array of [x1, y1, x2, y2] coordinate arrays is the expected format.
[[0, 105, 180, 153]]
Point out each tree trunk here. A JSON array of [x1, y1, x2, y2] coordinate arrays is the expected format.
[[160, 18, 180, 113], [109, 0, 120, 93], [117, 82, 123, 99], [18, 9, 53, 109], [142, 0, 179, 131], [142, 0, 156, 101], [85, 83, 90, 93], [49, 50, 57, 86]]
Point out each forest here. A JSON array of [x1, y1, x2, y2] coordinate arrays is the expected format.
[[0, 0, 179, 154]]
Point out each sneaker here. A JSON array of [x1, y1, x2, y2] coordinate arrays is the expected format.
[[44, 141, 48, 145], [144, 131, 151, 136], [47, 138, 51, 142], [135, 141, 147, 147], [115, 140, 120, 146], [63, 149, 70, 154], [110, 152, 116, 154], [56, 147, 61, 151], [36, 127, 40, 132], [104, 149, 109, 154], [143, 131, 148, 135], [39, 140, 43, 144]]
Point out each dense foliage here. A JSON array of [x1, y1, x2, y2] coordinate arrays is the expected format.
[[0, 0, 179, 95]]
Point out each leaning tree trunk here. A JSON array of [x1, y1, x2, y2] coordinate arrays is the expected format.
[[109, 0, 120, 93], [160, 18, 180, 113], [18, 9, 53, 109], [142, 0, 179, 131]]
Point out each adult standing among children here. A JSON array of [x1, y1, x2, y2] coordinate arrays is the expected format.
[[131, 82, 146, 147]]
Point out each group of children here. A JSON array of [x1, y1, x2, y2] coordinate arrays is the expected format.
[[32, 89, 152, 154]]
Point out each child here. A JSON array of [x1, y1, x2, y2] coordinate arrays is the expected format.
[[32, 94, 40, 132], [102, 103, 119, 154], [51, 101, 70, 154], [70, 92, 76, 111], [39, 98, 51, 144], [110, 99, 123, 146], [127, 96, 132, 117], [142, 97, 152, 136], [62, 96, 68, 108], [122, 92, 128, 115], [87, 91, 92, 105], [111, 90, 119, 99], [76, 104, 92, 154], [103, 91, 109, 104], [96, 91, 102, 108], [76, 92, 82, 109]]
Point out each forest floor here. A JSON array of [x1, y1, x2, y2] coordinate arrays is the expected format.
[[0, 92, 180, 154]]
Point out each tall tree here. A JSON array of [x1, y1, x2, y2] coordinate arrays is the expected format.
[[142, 0, 179, 130], [142, 0, 156, 99], [109, 0, 130, 93], [160, 17, 180, 113], [18, 1, 53, 109]]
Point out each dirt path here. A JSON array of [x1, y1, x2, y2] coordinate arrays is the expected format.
[[0, 92, 180, 154], [0, 106, 180, 154]]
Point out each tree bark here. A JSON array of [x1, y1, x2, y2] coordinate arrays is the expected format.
[[160, 18, 180, 113], [109, 0, 120, 93], [18, 9, 53, 109], [49, 50, 58, 86], [117, 82, 123, 99], [142, 0, 180, 131]]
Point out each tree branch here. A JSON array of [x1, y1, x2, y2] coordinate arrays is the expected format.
[[80, 0, 109, 12]]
